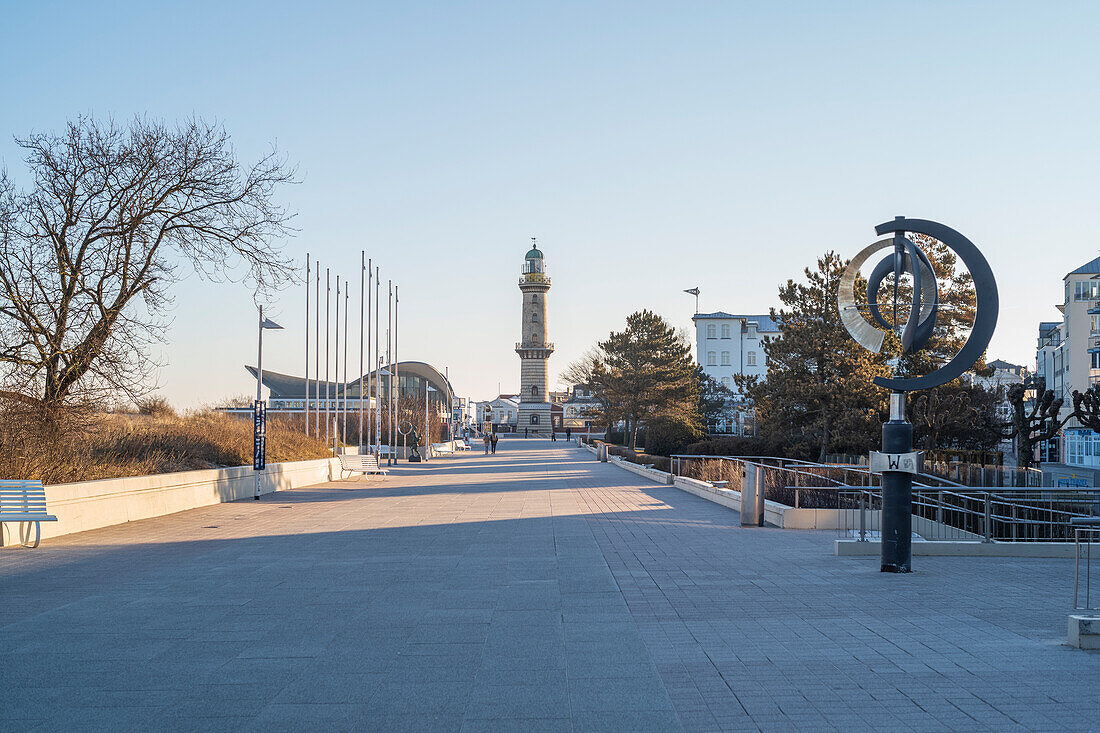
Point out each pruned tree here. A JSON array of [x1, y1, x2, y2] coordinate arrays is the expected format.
[[0, 115, 296, 409], [1000, 379, 1070, 468]]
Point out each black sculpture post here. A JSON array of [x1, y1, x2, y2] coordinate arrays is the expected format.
[[880, 392, 913, 572], [838, 217, 998, 574]]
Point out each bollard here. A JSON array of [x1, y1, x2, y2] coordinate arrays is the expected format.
[[741, 463, 765, 527]]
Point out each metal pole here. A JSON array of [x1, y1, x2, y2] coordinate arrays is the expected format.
[[256, 306, 263, 402], [984, 492, 992, 542], [335, 275, 340, 452], [425, 382, 430, 461], [387, 280, 392, 465], [325, 269, 331, 446], [344, 286, 349, 449], [394, 285, 399, 464], [881, 391, 913, 572], [256, 305, 263, 500], [360, 252, 366, 450], [305, 254, 310, 436], [375, 267, 381, 457], [315, 264, 320, 437]]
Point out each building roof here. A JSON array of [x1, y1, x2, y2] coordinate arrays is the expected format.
[[1068, 255, 1100, 277], [1038, 321, 1061, 336], [245, 360, 454, 403], [692, 312, 780, 332], [988, 359, 1024, 373], [525, 244, 543, 260]]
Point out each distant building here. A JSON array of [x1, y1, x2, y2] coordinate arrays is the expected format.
[[692, 312, 779, 434], [562, 383, 603, 434], [485, 395, 518, 433], [970, 359, 1026, 424]]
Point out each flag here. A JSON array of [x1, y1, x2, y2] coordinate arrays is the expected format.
[[683, 287, 699, 296]]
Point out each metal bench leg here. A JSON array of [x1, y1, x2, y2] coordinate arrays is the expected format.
[[20, 521, 40, 548]]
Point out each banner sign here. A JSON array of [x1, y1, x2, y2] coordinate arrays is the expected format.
[[253, 400, 267, 471]]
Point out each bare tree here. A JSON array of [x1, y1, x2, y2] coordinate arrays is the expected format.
[[999, 379, 1070, 468], [0, 116, 296, 408]]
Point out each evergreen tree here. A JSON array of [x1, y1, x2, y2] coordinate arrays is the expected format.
[[739, 252, 889, 461], [575, 310, 701, 450]]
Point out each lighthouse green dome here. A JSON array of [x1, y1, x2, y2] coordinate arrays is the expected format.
[[525, 244, 543, 260]]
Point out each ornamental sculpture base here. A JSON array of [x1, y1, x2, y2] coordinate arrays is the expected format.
[[879, 392, 913, 573]]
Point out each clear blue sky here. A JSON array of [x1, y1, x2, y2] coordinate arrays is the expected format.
[[2, 1, 1097, 407]]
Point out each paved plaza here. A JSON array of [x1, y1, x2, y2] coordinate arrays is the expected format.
[[2, 440, 1098, 731]]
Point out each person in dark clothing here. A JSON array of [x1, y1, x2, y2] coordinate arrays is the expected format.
[[490, 432, 499, 454], [483, 433, 491, 454], [566, 428, 571, 440], [551, 431, 557, 442]]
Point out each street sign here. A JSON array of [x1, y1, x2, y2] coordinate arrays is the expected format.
[[253, 400, 267, 471], [869, 450, 922, 475]]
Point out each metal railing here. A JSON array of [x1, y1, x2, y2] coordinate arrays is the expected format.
[[670, 454, 1100, 543], [925, 461, 1041, 488], [1074, 521, 1100, 610]]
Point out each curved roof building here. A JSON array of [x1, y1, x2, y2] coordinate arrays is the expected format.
[[244, 360, 454, 410]]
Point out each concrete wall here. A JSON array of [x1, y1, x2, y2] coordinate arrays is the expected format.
[[3, 457, 341, 544]]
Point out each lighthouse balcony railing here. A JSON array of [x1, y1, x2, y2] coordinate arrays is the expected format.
[[519, 274, 551, 285], [516, 342, 554, 351]]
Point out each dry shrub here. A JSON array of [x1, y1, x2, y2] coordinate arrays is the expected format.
[[0, 401, 332, 485]]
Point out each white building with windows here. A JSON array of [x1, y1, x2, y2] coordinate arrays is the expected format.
[[1034, 255, 1100, 470], [692, 312, 780, 434], [693, 313, 779, 395]]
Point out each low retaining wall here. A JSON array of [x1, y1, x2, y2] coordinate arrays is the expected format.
[[3, 457, 341, 543]]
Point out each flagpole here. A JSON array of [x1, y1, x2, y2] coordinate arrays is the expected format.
[[305, 253, 310, 436], [315, 264, 320, 436], [341, 283, 345, 444], [387, 279, 393, 465], [375, 267, 381, 458], [360, 251, 366, 451], [325, 268, 331, 448]]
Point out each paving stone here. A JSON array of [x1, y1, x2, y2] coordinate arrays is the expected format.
[[2, 439, 1099, 731]]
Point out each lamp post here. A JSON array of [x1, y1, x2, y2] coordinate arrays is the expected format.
[[254, 306, 283, 499]]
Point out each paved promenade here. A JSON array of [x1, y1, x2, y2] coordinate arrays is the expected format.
[[2, 440, 1098, 731]]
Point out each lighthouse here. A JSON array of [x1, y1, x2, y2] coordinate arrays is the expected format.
[[516, 240, 554, 436]]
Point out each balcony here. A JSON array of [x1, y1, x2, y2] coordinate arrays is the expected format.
[[519, 274, 551, 286], [1089, 335, 1100, 354], [516, 342, 555, 351]]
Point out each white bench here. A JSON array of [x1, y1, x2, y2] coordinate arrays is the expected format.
[[455, 440, 470, 451], [338, 454, 389, 480], [0, 480, 57, 548], [432, 442, 455, 456]]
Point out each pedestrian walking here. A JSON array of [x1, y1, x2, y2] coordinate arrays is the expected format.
[[483, 433, 490, 454], [490, 432, 499, 454], [524, 427, 529, 439], [566, 428, 571, 440], [551, 431, 557, 442]]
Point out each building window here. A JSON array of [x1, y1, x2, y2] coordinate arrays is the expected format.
[[531, 312, 538, 322], [721, 351, 730, 366], [707, 351, 716, 366], [721, 376, 731, 388], [531, 414, 540, 424], [530, 385, 538, 396], [747, 351, 757, 366], [531, 295, 538, 303], [706, 324, 716, 339], [721, 323, 731, 339], [1076, 281, 1100, 301]]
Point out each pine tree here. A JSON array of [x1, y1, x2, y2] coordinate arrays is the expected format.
[[582, 310, 701, 450], [740, 252, 889, 461]]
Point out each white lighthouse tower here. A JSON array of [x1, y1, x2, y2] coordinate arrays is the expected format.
[[516, 240, 554, 436]]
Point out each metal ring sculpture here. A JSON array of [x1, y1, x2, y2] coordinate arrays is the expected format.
[[837, 218, 998, 392]]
